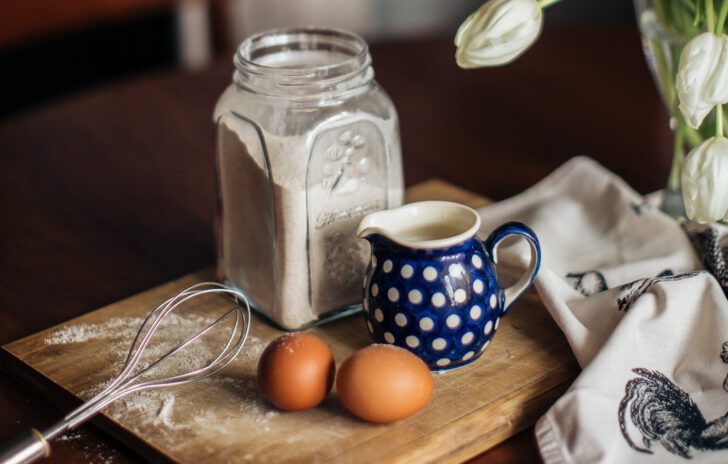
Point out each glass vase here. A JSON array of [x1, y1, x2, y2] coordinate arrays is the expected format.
[[633, 0, 726, 218]]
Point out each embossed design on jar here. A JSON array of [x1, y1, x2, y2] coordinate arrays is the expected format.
[[315, 200, 382, 230], [322, 129, 370, 196], [307, 120, 390, 313]]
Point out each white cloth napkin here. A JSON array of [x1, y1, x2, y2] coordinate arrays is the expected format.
[[476, 157, 728, 463]]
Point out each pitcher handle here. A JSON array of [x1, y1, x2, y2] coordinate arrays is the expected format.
[[483, 221, 541, 311]]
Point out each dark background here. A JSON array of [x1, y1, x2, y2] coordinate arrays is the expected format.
[[1, 0, 637, 120]]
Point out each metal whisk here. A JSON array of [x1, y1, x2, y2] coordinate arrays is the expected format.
[[0, 282, 251, 464]]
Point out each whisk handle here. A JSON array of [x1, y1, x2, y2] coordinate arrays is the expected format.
[[0, 429, 50, 464]]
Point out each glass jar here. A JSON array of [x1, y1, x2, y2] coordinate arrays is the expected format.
[[214, 28, 404, 330]]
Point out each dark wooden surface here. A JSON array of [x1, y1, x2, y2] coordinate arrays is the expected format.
[[0, 25, 670, 463]]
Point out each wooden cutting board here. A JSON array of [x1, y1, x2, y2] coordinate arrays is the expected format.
[[0, 180, 579, 463]]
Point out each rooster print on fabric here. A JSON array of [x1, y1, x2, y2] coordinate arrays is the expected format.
[[616, 271, 703, 312], [616, 251, 728, 458], [619, 341, 728, 459], [565, 271, 608, 297], [618, 368, 728, 458]]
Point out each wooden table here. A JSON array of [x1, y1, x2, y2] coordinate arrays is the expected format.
[[0, 25, 670, 463]]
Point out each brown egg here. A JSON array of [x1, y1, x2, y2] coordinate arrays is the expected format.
[[336, 344, 433, 423], [257, 333, 335, 411]]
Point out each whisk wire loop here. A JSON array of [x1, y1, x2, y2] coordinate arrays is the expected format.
[[39, 282, 251, 442]]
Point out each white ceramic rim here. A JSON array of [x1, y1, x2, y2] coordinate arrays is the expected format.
[[357, 201, 481, 250]]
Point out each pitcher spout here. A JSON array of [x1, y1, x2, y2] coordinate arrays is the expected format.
[[356, 201, 481, 250], [356, 210, 390, 242]]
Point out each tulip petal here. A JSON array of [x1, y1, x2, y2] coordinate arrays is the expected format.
[[455, 0, 543, 68], [681, 136, 728, 223], [676, 33, 728, 129]]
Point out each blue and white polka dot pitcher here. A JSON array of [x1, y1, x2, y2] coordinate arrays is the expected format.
[[356, 201, 541, 371]]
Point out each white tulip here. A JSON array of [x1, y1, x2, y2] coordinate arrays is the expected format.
[[676, 32, 728, 129], [681, 136, 728, 223], [455, 0, 543, 68]]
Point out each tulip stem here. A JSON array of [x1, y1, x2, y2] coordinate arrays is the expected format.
[[537, 0, 562, 9], [717, 0, 728, 33], [668, 127, 685, 192], [707, 0, 717, 31], [717, 104, 724, 138]]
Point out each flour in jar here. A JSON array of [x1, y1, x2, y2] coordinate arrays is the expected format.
[[216, 112, 402, 330]]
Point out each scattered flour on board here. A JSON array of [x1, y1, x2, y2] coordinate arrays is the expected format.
[[44, 317, 139, 345], [43, 314, 286, 447], [56, 430, 84, 442], [43, 310, 351, 462], [55, 429, 122, 464], [45, 313, 217, 346], [116, 391, 181, 429]]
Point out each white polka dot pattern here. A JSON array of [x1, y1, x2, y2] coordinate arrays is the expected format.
[[446, 314, 461, 329], [448, 263, 463, 276], [400, 264, 414, 278], [423, 266, 438, 281], [364, 250, 509, 371], [431, 292, 446, 307], [432, 338, 447, 351], [419, 317, 434, 331], [406, 335, 420, 348], [408, 289, 423, 304]]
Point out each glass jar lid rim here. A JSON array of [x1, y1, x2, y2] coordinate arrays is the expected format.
[[235, 27, 371, 78]]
